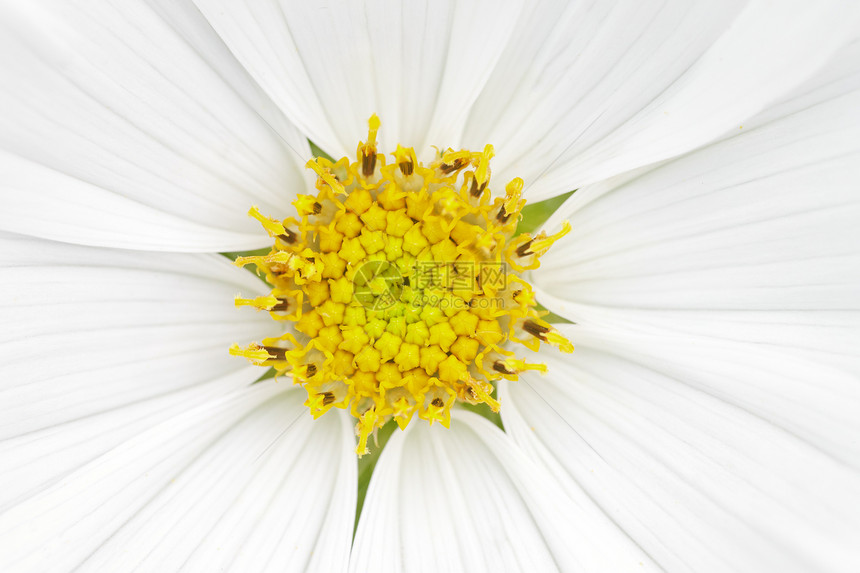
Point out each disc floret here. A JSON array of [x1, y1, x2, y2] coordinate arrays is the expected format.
[[232, 116, 572, 455]]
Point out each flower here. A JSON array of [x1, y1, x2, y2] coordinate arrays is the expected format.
[[1, 1, 859, 572], [230, 117, 574, 455]]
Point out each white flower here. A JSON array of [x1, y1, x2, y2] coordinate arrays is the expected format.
[[1, 1, 859, 571]]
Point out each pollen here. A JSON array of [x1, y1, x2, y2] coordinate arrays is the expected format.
[[233, 115, 572, 456]]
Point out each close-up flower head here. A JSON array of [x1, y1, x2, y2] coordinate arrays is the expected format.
[[2, 0, 860, 571]]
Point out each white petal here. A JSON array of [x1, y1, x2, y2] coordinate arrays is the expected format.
[[532, 43, 860, 381], [193, 0, 522, 158], [0, 0, 311, 251], [513, 43, 860, 569], [0, 232, 281, 508], [529, 47, 860, 467], [502, 330, 860, 572], [350, 411, 653, 572], [0, 383, 356, 572], [464, 0, 860, 200]]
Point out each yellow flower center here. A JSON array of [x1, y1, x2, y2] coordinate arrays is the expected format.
[[231, 115, 572, 455]]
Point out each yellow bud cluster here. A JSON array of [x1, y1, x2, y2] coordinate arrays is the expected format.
[[233, 115, 572, 455]]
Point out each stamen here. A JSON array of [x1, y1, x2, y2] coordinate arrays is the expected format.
[[523, 319, 549, 340], [516, 240, 533, 258], [545, 330, 575, 353], [493, 361, 515, 375], [248, 205, 286, 237], [356, 407, 379, 455], [360, 114, 381, 177], [362, 150, 376, 177], [530, 222, 572, 255], [394, 144, 416, 178], [438, 151, 471, 174], [229, 343, 273, 364], [473, 144, 494, 188], [270, 298, 293, 312], [278, 229, 298, 244], [469, 172, 487, 198], [234, 294, 279, 311]]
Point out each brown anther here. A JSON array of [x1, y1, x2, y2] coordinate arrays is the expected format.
[[362, 150, 377, 177], [523, 320, 550, 341], [492, 361, 515, 375], [431, 397, 444, 407], [465, 386, 477, 400], [440, 158, 467, 174], [516, 240, 533, 258], [512, 290, 522, 300], [399, 160, 414, 176], [321, 391, 335, 406], [496, 206, 511, 223], [277, 229, 298, 244], [312, 202, 323, 215], [306, 363, 318, 377], [271, 298, 293, 312], [469, 177, 487, 197], [262, 346, 287, 360]]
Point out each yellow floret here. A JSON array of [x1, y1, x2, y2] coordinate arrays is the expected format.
[[354, 346, 382, 373], [338, 237, 367, 265], [419, 345, 447, 375], [318, 225, 344, 252], [335, 211, 363, 238], [339, 326, 369, 354], [437, 355, 468, 383], [451, 310, 480, 336], [360, 204, 388, 231], [329, 277, 353, 304], [345, 188, 373, 214], [304, 281, 329, 307], [386, 209, 414, 237], [394, 343, 420, 371], [451, 336, 480, 363], [317, 325, 343, 353], [295, 310, 324, 338], [403, 224, 429, 256], [428, 322, 457, 352], [374, 332, 403, 362]]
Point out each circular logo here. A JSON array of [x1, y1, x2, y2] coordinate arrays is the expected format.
[[352, 260, 403, 311]]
